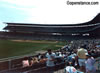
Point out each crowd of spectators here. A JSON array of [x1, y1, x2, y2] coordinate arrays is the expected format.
[[22, 40, 100, 73]]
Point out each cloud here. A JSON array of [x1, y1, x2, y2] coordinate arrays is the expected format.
[[0, 0, 37, 7], [0, 0, 36, 11], [0, 0, 100, 24]]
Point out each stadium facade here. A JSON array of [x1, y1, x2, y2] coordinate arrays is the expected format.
[[1, 13, 100, 40]]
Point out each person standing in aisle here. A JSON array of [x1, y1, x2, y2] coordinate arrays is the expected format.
[[46, 49, 56, 73]]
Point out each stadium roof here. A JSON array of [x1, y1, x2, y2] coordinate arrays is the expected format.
[[3, 13, 100, 34]]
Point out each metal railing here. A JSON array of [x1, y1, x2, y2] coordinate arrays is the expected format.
[[0, 53, 37, 72]]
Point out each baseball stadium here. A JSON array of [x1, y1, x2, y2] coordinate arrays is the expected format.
[[0, 13, 100, 73]]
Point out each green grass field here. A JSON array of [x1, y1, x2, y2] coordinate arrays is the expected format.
[[0, 40, 66, 59]]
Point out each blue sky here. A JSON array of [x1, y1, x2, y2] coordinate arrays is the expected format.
[[0, 0, 100, 31]]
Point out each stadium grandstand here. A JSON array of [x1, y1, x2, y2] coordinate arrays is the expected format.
[[0, 13, 100, 73], [0, 13, 100, 40]]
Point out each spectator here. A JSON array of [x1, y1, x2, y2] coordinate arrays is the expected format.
[[85, 53, 96, 73], [32, 57, 39, 64], [39, 55, 47, 63], [67, 52, 76, 66], [64, 62, 78, 73], [22, 57, 30, 67], [46, 49, 56, 73], [38, 53, 42, 61], [77, 45, 88, 72], [28, 56, 33, 66]]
